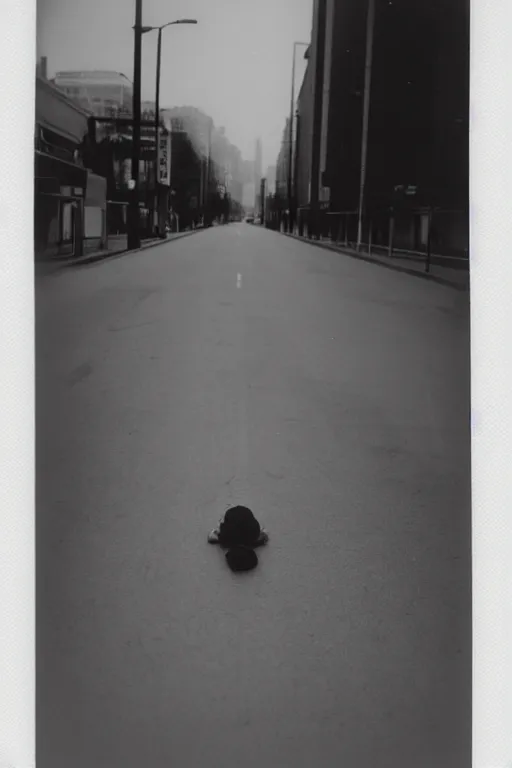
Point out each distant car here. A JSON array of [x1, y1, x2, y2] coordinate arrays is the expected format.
[[245, 215, 254, 224]]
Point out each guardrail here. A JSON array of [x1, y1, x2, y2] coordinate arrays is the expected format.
[[295, 207, 468, 273]]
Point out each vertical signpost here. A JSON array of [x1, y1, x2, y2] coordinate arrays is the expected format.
[[128, 0, 142, 250], [356, 0, 376, 252], [310, 0, 327, 240], [154, 26, 163, 236], [158, 131, 171, 186]]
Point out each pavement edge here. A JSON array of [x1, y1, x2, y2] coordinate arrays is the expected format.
[[38, 227, 205, 277]]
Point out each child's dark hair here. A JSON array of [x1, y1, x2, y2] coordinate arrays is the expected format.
[[219, 506, 263, 572], [218, 506, 261, 547]]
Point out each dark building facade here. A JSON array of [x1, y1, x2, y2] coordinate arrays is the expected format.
[[296, 47, 315, 210], [323, 0, 367, 212], [292, 0, 469, 250], [35, 68, 108, 260], [364, 0, 469, 214]]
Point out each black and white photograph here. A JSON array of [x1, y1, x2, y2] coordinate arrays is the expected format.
[[30, 0, 474, 765]]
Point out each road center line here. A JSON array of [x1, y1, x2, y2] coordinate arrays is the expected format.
[[237, 273, 242, 289]]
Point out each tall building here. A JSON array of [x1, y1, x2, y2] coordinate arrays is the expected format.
[[53, 70, 133, 117], [160, 106, 213, 162], [35, 60, 108, 260], [363, 0, 469, 213], [296, 46, 314, 210], [276, 118, 291, 201], [293, 0, 469, 250]]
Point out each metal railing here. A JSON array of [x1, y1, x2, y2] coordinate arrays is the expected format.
[[295, 206, 468, 273]]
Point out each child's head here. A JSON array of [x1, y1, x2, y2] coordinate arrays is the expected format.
[[219, 505, 261, 547]]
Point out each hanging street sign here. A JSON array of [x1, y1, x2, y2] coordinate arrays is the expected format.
[[158, 133, 171, 186]]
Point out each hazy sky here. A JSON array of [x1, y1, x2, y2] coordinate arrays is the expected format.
[[37, 0, 313, 167]]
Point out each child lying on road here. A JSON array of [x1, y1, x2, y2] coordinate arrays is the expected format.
[[208, 505, 269, 571]]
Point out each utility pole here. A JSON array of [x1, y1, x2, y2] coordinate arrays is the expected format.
[[150, 19, 197, 235], [356, 0, 376, 251], [127, 0, 142, 250], [309, 0, 327, 240], [154, 26, 163, 236]]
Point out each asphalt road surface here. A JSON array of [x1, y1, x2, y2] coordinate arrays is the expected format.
[[36, 223, 471, 768]]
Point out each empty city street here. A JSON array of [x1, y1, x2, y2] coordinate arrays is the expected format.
[[36, 224, 471, 768]]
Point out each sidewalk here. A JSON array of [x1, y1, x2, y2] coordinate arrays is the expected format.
[[36, 228, 203, 277], [280, 230, 469, 292]]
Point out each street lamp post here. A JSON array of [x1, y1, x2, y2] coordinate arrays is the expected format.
[[127, 0, 143, 251], [356, 0, 376, 251], [154, 26, 164, 235], [140, 19, 197, 237], [310, 0, 327, 240], [287, 41, 308, 234]]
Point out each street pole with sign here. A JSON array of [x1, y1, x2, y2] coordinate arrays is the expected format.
[[309, 0, 327, 240], [154, 26, 163, 235], [141, 19, 196, 236], [356, 0, 376, 251], [127, 0, 142, 250]]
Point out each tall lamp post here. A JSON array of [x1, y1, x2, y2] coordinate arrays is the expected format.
[[287, 41, 309, 234], [310, 0, 327, 240], [140, 19, 198, 236], [356, 0, 375, 251]]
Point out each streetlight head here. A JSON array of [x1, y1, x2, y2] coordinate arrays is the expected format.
[[175, 19, 198, 24]]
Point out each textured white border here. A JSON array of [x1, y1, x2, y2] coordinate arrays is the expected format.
[[0, 0, 36, 766], [471, 1, 512, 767], [0, 0, 511, 766]]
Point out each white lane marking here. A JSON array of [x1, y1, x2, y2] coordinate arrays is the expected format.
[[237, 273, 242, 288]]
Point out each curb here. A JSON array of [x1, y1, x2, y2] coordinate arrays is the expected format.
[[279, 231, 469, 292], [38, 227, 204, 276]]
